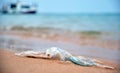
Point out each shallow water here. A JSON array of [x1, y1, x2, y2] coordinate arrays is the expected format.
[[0, 34, 120, 62], [0, 13, 120, 32]]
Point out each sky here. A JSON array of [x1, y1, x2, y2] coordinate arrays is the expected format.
[[1, 0, 120, 13]]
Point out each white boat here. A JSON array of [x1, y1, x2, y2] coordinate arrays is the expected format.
[[1, 1, 37, 14]]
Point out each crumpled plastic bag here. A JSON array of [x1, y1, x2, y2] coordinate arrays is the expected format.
[[15, 47, 114, 69]]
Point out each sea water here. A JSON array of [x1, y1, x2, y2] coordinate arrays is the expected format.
[[0, 13, 120, 32]]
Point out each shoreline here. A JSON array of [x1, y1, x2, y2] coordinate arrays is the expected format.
[[0, 30, 120, 50], [0, 49, 120, 73], [0, 30, 120, 62]]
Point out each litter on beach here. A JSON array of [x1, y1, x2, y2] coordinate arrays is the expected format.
[[15, 47, 114, 69]]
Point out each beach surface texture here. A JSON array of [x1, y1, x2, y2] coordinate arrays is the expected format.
[[0, 49, 120, 73]]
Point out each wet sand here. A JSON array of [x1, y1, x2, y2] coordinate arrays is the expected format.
[[0, 49, 120, 73], [1, 30, 119, 50], [0, 32, 120, 62]]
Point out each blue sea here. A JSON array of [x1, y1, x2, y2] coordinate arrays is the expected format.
[[0, 13, 120, 32]]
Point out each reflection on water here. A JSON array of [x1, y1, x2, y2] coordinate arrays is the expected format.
[[0, 34, 120, 62]]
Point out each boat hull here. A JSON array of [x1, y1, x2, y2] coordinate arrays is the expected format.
[[20, 10, 36, 14]]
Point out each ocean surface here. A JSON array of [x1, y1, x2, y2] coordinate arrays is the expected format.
[[0, 13, 120, 32]]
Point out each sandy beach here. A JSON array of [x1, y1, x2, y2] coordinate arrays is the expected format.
[[0, 49, 120, 73], [0, 30, 120, 73]]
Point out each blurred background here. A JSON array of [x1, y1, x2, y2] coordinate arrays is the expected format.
[[0, 0, 120, 62]]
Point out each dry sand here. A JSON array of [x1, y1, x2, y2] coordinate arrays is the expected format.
[[0, 49, 120, 73]]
